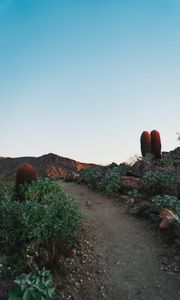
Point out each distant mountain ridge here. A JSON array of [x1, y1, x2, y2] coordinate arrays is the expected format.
[[0, 153, 101, 178]]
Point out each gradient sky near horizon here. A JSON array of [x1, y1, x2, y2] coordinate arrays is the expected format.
[[0, 0, 180, 164]]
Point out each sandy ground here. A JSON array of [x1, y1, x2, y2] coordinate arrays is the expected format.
[[59, 181, 180, 300]]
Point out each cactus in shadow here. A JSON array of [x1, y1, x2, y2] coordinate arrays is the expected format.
[[16, 163, 37, 199], [140, 131, 151, 157], [151, 130, 161, 159]]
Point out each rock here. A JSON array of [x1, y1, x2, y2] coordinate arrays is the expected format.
[[128, 200, 152, 215], [64, 172, 79, 182], [161, 256, 169, 265], [159, 209, 180, 229], [149, 213, 162, 224], [127, 160, 151, 178], [120, 195, 135, 204], [87, 200, 92, 207], [121, 176, 142, 193], [95, 181, 105, 192], [174, 158, 180, 168], [168, 147, 180, 159], [142, 206, 160, 216]]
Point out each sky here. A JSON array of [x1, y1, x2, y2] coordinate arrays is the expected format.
[[0, 0, 180, 164]]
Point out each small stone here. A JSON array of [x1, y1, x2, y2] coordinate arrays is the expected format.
[[129, 201, 152, 215], [161, 256, 169, 265], [120, 195, 134, 204], [75, 282, 80, 288], [143, 206, 160, 216], [87, 201, 92, 207], [96, 269, 103, 274]]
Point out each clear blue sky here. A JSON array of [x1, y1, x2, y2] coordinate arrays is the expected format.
[[0, 0, 180, 164]]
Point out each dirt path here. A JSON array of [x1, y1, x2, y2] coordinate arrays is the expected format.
[[59, 181, 180, 300]]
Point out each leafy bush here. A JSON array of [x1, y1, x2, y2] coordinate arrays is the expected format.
[[79, 168, 103, 188], [9, 268, 57, 300], [1, 179, 82, 246], [142, 171, 180, 195], [0, 176, 14, 198], [152, 195, 180, 217], [160, 155, 175, 169], [140, 153, 154, 163], [19, 177, 62, 202], [118, 163, 131, 175], [0, 178, 83, 273], [105, 167, 121, 196], [128, 189, 141, 201]]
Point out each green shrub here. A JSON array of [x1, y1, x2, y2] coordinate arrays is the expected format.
[[152, 195, 180, 217], [118, 162, 131, 175], [105, 167, 121, 196], [19, 177, 62, 202], [0, 178, 83, 274], [79, 168, 103, 188], [128, 189, 141, 201], [140, 153, 154, 163], [0, 176, 14, 198], [1, 179, 82, 246], [160, 155, 174, 169], [142, 171, 180, 195], [9, 268, 57, 300]]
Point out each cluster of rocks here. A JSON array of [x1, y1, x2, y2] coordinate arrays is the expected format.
[[128, 200, 180, 246], [168, 147, 180, 168]]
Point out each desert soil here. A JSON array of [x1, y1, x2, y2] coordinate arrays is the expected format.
[[59, 181, 180, 300]]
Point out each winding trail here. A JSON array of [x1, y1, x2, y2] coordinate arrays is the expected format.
[[60, 181, 180, 300]]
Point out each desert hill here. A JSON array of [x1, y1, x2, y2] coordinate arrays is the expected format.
[[0, 153, 101, 178]]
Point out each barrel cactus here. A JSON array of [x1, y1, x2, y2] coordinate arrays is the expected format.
[[16, 163, 37, 200], [151, 130, 161, 159], [140, 131, 151, 157], [16, 163, 37, 186]]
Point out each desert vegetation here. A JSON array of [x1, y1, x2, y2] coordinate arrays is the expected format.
[[0, 165, 83, 299], [69, 130, 180, 247], [0, 131, 180, 299]]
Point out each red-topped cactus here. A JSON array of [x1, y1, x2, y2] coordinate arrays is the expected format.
[[16, 163, 37, 186], [140, 131, 151, 157], [151, 130, 161, 159]]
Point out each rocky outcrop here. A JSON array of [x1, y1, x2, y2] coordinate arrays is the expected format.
[[121, 176, 142, 193], [127, 160, 151, 178], [168, 147, 180, 168], [169, 147, 180, 158], [0, 153, 101, 178]]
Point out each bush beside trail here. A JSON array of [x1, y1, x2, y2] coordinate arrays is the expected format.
[[0, 176, 83, 298]]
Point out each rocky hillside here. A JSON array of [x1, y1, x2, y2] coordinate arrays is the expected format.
[[0, 153, 101, 178]]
